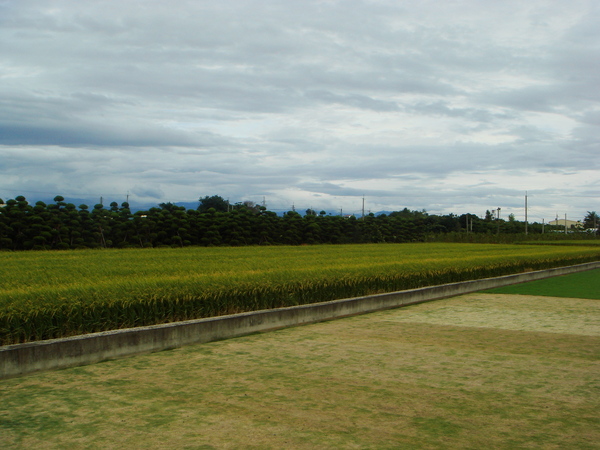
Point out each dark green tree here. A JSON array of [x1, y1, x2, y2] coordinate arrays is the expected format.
[[198, 195, 229, 213], [583, 211, 599, 230]]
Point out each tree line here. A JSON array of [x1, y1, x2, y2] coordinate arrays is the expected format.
[[0, 195, 597, 251]]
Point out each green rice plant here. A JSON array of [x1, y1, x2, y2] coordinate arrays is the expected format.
[[1, 243, 599, 345]]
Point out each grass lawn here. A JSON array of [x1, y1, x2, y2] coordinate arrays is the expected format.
[[485, 268, 600, 299], [1, 291, 598, 448]]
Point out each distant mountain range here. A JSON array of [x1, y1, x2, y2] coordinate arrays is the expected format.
[[2, 195, 397, 217]]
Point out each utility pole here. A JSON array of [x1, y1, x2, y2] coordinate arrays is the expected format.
[[466, 215, 473, 234], [565, 213, 568, 234], [362, 196, 365, 220], [496, 207, 501, 235], [525, 192, 528, 235]]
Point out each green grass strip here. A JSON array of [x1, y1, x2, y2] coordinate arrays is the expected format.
[[484, 268, 600, 299], [520, 240, 600, 246]]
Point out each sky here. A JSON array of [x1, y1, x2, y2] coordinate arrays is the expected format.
[[1, 0, 598, 221]]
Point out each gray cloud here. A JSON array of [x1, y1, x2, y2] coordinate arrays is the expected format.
[[0, 0, 598, 219]]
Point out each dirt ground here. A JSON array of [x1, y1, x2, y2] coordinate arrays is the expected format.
[[1, 293, 599, 449]]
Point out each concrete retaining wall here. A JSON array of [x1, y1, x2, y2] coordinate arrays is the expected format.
[[2, 261, 599, 379]]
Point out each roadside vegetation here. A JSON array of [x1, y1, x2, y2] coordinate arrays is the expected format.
[[1, 243, 599, 345]]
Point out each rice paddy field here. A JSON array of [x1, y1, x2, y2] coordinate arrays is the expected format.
[[1, 269, 598, 448], [1, 242, 600, 345]]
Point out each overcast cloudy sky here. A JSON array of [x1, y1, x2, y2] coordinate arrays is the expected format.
[[1, 0, 598, 220]]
